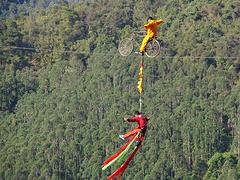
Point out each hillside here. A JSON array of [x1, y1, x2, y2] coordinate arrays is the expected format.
[[0, 0, 240, 179]]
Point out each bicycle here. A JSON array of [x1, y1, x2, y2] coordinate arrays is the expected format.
[[118, 31, 161, 58]]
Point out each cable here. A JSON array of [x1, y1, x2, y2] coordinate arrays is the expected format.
[[159, 56, 240, 59], [0, 45, 239, 59], [0, 45, 80, 54]]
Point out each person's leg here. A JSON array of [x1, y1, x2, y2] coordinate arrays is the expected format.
[[135, 134, 145, 147], [139, 35, 150, 53], [122, 127, 142, 139]]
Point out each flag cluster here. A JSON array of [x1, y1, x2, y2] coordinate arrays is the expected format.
[[101, 133, 141, 179]]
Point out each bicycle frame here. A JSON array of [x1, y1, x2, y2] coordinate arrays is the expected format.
[[130, 31, 146, 40]]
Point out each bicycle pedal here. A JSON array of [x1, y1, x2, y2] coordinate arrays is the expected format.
[[134, 52, 144, 56]]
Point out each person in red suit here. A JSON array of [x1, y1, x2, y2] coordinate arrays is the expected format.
[[119, 111, 149, 146]]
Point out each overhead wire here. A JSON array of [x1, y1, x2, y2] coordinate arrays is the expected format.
[[0, 45, 81, 54], [0, 45, 239, 59]]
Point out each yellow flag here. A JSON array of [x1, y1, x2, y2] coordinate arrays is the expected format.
[[137, 63, 143, 96]]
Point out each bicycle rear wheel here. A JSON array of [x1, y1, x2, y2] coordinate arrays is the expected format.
[[118, 38, 133, 56], [145, 39, 160, 58]]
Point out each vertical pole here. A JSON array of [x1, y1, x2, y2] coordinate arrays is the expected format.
[[139, 97, 142, 113], [139, 56, 144, 113]]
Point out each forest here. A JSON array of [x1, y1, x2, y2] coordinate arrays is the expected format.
[[0, 0, 240, 179]]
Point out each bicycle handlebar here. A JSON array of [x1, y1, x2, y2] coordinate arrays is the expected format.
[[132, 31, 146, 36], [131, 31, 146, 39]]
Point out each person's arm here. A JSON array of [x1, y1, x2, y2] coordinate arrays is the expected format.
[[155, 19, 164, 26], [125, 116, 138, 122], [146, 117, 150, 122], [144, 22, 151, 29]]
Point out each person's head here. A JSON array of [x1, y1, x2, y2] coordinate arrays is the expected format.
[[134, 111, 141, 115], [135, 111, 142, 115], [147, 16, 153, 22]]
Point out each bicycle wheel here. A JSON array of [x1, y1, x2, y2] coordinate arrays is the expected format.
[[145, 39, 160, 58], [118, 38, 133, 56]]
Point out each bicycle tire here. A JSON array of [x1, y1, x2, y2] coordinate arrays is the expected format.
[[118, 38, 133, 57], [145, 39, 160, 58]]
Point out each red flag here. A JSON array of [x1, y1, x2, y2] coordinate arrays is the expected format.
[[107, 145, 141, 180]]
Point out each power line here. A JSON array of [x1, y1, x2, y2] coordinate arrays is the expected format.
[[0, 45, 239, 59], [159, 56, 240, 59], [0, 45, 51, 52], [0, 45, 80, 54]]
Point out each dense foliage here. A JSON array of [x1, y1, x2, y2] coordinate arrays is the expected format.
[[0, 0, 239, 179]]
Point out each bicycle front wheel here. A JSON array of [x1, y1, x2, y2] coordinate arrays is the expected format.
[[145, 39, 160, 58], [118, 38, 133, 57]]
